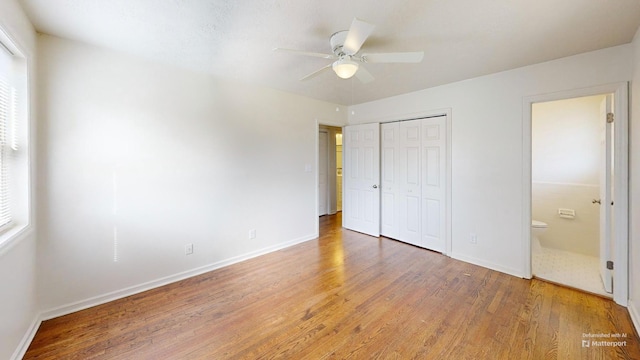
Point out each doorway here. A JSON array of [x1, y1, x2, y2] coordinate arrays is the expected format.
[[523, 82, 629, 306], [530, 94, 612, 297], [318, 125, 342, 217]]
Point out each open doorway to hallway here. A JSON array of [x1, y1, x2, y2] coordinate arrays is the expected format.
[[319, 125, 342, 218]]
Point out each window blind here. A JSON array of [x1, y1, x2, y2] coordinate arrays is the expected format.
[[0, 45, 15, 230]]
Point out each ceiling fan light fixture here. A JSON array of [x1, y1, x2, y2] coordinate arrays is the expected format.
[[332, 58, 359, 79]]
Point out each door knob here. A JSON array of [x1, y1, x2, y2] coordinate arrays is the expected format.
[[372, 184, 378, 189], [592, 199, 601, 204]]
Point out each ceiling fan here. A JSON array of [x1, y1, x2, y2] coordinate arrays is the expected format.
[[274, 18, 424, 83]]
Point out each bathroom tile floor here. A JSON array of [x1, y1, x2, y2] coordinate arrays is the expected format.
[[533, 245, 611, 297]]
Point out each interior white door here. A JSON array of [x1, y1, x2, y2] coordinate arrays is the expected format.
[[599, 95, 613, 294], [399, 120, 422, 246], [380, 122, 400, 239], [421, 117, 447, 252], [343, 123, 380, 237], [318, 130, 328, 216]]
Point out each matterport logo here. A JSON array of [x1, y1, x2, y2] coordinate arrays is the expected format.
[[582, 333, 628, 347]]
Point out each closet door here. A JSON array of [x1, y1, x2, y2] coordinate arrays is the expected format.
[[421, 117, 447, 252], [380, 122, 399, 239], [343, 123, 380, 237], [399, 120, 422, 247]]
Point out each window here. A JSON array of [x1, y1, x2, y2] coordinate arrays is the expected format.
[[0, 47, 17, 230], [0, 31, 29, 243]]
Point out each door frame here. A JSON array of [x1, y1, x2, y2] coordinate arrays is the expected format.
[[318, 129, 330, 216], [316, 120, 346, 233], [522, 82, 629, 306]]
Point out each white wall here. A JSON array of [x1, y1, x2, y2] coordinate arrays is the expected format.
[[37, 34, 347, 314], [532, 96, 603, 185], [629, 27, 640, 334], [348, 45, 632, 277], [0, 236, 38, 359], [532, 95, 603, 256], [0, 1, 38, 359], [532, 182, 599, 255]]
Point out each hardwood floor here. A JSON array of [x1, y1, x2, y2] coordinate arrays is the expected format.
[[25, 214, 639, 359]]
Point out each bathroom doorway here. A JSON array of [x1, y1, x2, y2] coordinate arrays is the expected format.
[[530, 94, 613, 297], [523, 82, 628, 305]]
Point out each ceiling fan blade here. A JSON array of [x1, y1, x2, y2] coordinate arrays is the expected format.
[[273, 48, 336, 59], [343, 18, 375, 55], [300, 64, 333, 81], [361, 51, 424, 63], [355, 66, 374, 84]]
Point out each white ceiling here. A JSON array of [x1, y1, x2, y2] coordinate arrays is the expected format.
[[18, 0, 640, 105]]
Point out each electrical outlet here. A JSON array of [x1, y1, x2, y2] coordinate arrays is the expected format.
[[185, 243, 193, 255], [470, 233, 477, 244], [249, 229, 256, 239]]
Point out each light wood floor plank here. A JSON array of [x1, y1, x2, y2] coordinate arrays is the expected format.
[[24, 214, 640, 359]]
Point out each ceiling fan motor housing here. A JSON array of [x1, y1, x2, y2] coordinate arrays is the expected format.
[[330, 30, 349, 56]]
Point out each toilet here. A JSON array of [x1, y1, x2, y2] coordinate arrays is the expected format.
[[531, 220, 548, 252]]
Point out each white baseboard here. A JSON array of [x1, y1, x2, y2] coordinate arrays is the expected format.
[[450, 252, 524, 278], [11, 315, 42, 360], [40, 233, 318, 321], [629, 299, 640, 337]]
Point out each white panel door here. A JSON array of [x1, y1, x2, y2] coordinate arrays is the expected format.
[[343, 123, 380, 237], [380, 122, 400, 239], [599, 95, 613, 294], [399, 120, 422, 247], [318, 130, 329, 216], [421, 117, 447, 252]]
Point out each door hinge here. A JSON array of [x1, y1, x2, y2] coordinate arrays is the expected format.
[[607, 260, 614, 270], [606, 112, 614, 123]]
